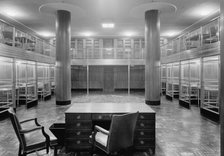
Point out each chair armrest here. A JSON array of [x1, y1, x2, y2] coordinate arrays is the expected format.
[[20, 126, 43, 134], [20, 126, 51, 151], [94, 125, 109, 135], [20, 118, 41, 126]]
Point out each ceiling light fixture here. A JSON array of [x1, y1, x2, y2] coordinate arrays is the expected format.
[[82, 32, 93, 37], [161, 30, 180, 37], [102, 23, 114, 28], [1, 6, 25, 18], [188, 3, 219, 17], [123, 31, 135, 37], [38, 31, 55, 38]]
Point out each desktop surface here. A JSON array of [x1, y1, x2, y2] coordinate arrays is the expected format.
[[65, 102, 155, 113]]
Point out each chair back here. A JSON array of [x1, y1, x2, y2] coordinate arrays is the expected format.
[[107, 112, 139, 153], [8, 107, 26, 148]]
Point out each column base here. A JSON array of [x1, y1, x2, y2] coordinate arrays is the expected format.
[[56, 100, 71, 105], [145, 100, 160, 105]]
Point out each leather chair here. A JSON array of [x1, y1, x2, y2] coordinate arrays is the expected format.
[[90, 112, 139, 155], [8, 107, 51, 156]]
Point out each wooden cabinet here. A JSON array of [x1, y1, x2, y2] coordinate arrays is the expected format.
[[66, 113, 92, 150], [135, 113, 155, 152], [65, 103, 155, 153]]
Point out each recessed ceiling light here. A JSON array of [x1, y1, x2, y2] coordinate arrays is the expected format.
[[188, 3, 219, 17], [38, 31, 55, 37], [161, 30, 179, 37], [82, 32, 93, 37], [123, 31, 135, 37], [1, 6, 25, 18], [102, 23, 114, 28]]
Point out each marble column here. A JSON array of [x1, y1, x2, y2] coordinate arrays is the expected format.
[[145, 10, 161, 105], [220, 0, 224, 154], [55, 10, 71, 105]]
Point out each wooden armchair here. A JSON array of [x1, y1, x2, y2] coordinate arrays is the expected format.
[[90, 112, 139, 155], [8, 107, 50, 156]]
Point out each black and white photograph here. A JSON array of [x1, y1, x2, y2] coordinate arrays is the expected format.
[[0, 0, 222, 155]]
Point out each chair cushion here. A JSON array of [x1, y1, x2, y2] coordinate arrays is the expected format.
[[95, 132, 108, 147], [25, 130, 46, 147]]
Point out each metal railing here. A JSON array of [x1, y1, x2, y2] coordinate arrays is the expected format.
[[0, 19, 56, 58], [71, 48, 145, 59]]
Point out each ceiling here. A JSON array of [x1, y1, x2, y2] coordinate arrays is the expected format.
[[0, 0, 220, 39]]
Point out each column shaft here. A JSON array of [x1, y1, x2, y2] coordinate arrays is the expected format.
[[55, 10, 71, 105], [220, 0, 224, 154], [145, 10, 161, 105]]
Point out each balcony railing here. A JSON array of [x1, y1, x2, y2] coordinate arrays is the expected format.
[[0, 19, 55, 58], [161, 17, 220, 57], [71, 48, 145, 59]]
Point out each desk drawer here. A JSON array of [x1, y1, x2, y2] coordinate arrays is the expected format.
[[139, 113, 155, 120], [134, 138, 155, 147], [66, 138, 91, 150], [92, 113, 112, 120], [66, 113, 91, 121], [66, 121, 92, 129], [135, 129, 155, 137], [136, 120, 155, 129], [67, 129, 92, 138], [66, 138, 91, 146]]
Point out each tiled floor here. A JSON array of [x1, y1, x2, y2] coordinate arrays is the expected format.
[[0, 92, 220, 156]]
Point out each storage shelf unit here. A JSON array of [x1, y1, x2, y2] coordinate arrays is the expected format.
[[161, 18, 219, 57], [71, 38, 145, 60], [161, 17, 220, 121], [103, 39, 114, 59], [201, 56, 219, 121], [50, 65, 55, 94], [0, 19, 55, 57], [189, 59, 201, 106], [16, 60, 37, 108], [0, 57, 13, 115], [37, 63, 51, 100], [179, 59, 200, 108], [179, 61, 189, 107], [166, 63, 179, 100], [166, 64, 172, 99], [0, 16, 55, 112], [161, 65, 167, 94]]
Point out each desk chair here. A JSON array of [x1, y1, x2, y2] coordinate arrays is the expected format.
[[8, 107, 51, 156], [90, 112, 139, 155]]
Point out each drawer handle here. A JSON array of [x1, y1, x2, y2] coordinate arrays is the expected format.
[[76, 131, 81, 135], [76, 115, 81, 119], [140, 140, 144, 145], [140, 132, 144, 136], [76, 123, 81, 127], [140, 123, 145, 127], [76, 140, 81, 144], [140, 115, 145, 119]]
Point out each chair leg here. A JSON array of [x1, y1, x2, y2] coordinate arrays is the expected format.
[[22, 152, 27, 156], [54, 146, 57, 156], [46, 143, 50, 154], [18, 144, 22, 156]]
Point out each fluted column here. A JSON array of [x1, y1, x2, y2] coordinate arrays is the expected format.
[[145, 10, 160, 105], [55, 10, 71, 105]]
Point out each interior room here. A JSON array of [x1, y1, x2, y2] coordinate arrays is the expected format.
[[0, 0, 223, 156]]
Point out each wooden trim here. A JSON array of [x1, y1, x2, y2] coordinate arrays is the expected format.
[[145, 100, 160, 105], [56, 100, 71, 105], [0, 43, 55, 64]]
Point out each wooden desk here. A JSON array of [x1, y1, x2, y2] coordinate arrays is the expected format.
[[65, 103, 156, 153]]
